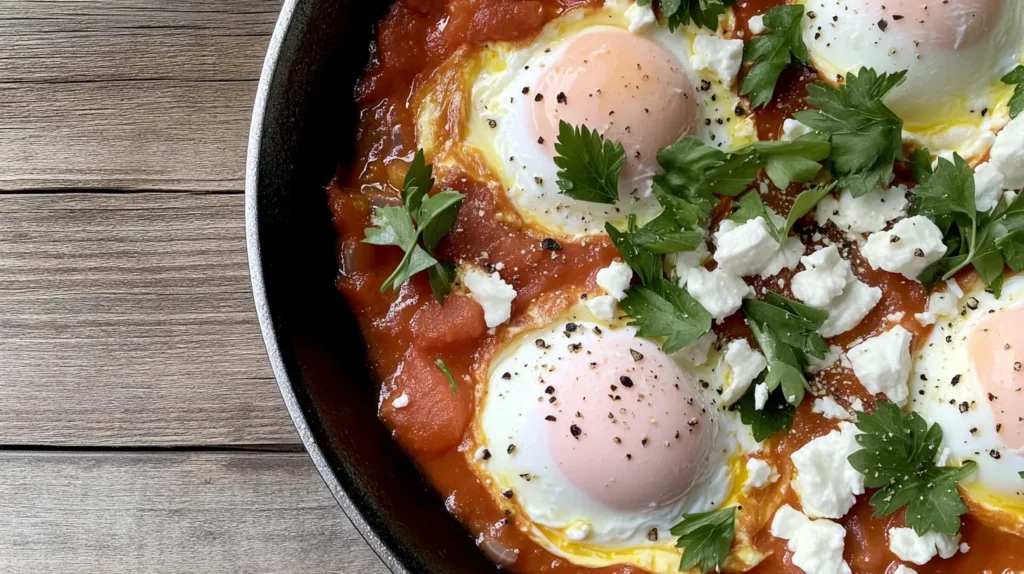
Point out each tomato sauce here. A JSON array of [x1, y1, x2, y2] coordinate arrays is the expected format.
[[327, 0, 1024, 572]]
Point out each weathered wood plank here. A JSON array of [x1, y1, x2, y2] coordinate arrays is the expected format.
[[0, 193, 298, 446], [0, 0, 282, 191], [0, 450, 388, 573]]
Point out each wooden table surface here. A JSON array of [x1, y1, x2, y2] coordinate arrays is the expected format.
[[0, 1, 388, 571]]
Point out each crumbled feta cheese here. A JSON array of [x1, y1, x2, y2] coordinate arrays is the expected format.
[[945, 278, 964, 298], [673, 331, 717, 367], [862, 216, 947, 281], [807, 345, 844, 374], [760, 236, 805, 278], [391, 392, 410, 409], [669, 241, 710, 284], [850, 398, 865, 412], [754, 382, 769, 410], [747, 14, 767, 34], [744, 458, 778, 489], [714, 217, 782, 277], [687, 267, 752, 321], [888, 528, 961, 565], [815, 186, 909, 236], [690, 35, 744, 86], [792, 245, 853, 307], [596, 261, 633, 301], [886, 311, 905, 323], [624, 1, 657, 32], [770, 505, 852, 574], [916, 290, 958, 326], [1005, 189, 1019, 205], [973, 161, 1006, 213], [721, 339, 767, 405], [462, 267, 517, 328], [959, 542, 970, 554], [713, 219, 738, 244], [564, 520, 592, 541], [791, 422, 864, 519], [894, 566, 918, 574], [990, 115, 1024, 189], [586, 295, 617, 321], [847, 326, 913, 406], [818, 278, 882, 338], [781, 118, 813, 141], [812, 396, 852, 420]]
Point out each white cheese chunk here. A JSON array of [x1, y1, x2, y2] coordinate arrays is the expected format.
[[585, 295, 617, 321], [791, 421, 864, 519], [990, 115, 1024, 189], [894, 566, 918, 574], [687, 267, 751, 321], [916, 290, 958, 326], [624, 1, 657, 32], [792, 245, 853, 307], [391, 392, 410, 409], [690, 35, 744, 87], [807, 345, 845, 374], [714, 217, 782, 277], [815, 186, 909, 236], [668, 241, 710, 285], [672, 331, 717, 367], [754, 382, 769, 410], [888, 528, 961, 566], [862, 216, 947, 281], [781, 118, 812, 141], [974, 161, 1006, 213], [747, 14, 767, 34], [744, 458, 778, 490], [760, 236, 805, 278], [818, 278, 882, 338], [595, 261, 633, 301], [462, 267, 517, 328], [812, 396, 852, 420], [847, 326, 913, 406], [721, 339, 767, 405], [770, 505, 852, 574]]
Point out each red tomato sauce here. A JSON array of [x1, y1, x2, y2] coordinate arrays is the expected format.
[[327, 0, 1024, 572]]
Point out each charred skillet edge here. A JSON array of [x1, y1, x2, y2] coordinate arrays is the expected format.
[[244, 1, 407, 572]]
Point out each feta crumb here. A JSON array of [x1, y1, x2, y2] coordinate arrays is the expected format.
[[886, 311, 905, 323], [596, 261, 633, 301], [760, 236, 805, 278], [391, 392, 410, 409], [624, 1, 657, 32], [792, 245, 853, 307], [586, 295, 617, 321], [816, 186, 909, 236], [668, 241, 710, 284], [673, 331, 717, 367], [462, 267, 517, 328], [744, 458, 779, 490], [781, 118, 813, 141], [959, 542, 970, 553], [847, 326, 913, 406], [887, 527, 961, 565], [945, 278, 964, 298], [894, 566, 918, 574], [915, 290, 958, 327], [687, 267, 752, 321], [564, 521, 592, 541], [747, 14, 767, 34], [721, 339, 767, 405], [862, 216, 947, 281], [770, 505, 852, 574], [973, 161, 1006, 213], [990, 114, 1024, 189], [850, 398, 865, 412], [812, 396, 852, 420], [754, 382, 769, 410], [714, 217, 782, 277], [807, 345, 844, 374], [690, 35, 744, 86], [791, 421, 864, 519], [818, 278, 883, 338]]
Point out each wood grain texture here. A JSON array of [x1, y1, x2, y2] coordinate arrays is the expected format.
[[0, 450, 388, 573], [0, 192, 298, 446], [0, 0, 281, 191]]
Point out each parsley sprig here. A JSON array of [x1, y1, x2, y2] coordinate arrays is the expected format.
[[363, 150, 464, 302], [796, 67, 906, 197], [912, 152, 1024, 295], [638, 0, 737, 31], [671, 506, 736, 573], [554, 121, 626, 204], [1003, 65, 1024, 119], [731, 182, 836, 242], [848, 401, 977, 535], [741, 4, 809, 108]]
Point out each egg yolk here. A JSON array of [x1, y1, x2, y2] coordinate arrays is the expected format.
[[969, 304, 1024, 449], [542, 335, 716, 511], [529, 27, 697, 194], [863, 0, 1000, 49]]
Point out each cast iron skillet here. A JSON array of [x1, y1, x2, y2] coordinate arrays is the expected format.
[[245, 0, 497, 571]]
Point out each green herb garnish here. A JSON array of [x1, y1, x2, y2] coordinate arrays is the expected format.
[[434, 358, 457, 393], [1002, 65, 1024, 119], [637, 0, 737, 31], [621, 278, 713, 354], [741, 4, 809, 108], [671, 506, 737, 573], [554, 121, 626, 204]]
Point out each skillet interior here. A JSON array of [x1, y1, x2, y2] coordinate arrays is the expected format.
[[245, 0, 497, 571]]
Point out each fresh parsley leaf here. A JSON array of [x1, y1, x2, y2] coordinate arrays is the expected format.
[[363, 150, 465, 302], [795, 67, 906, 197], [1003, 65, 1024, 119], [638, 0, 737, 31], [670, 506, 736, 573], [848, 401, 977, 535], [733, 377, 795, 442], [434, 358, 457, 393], [621, 278, 713, 354], [730, 182, 835, 242], [656, 137, 760, 200], [554, 121, 626, 204], [740, 4, 809, 108], [630, 211, 706, 254], [909, 147, 934, 184], [743, 293, 827, 407], [741, 140, 830, 189], [781, 182, 837, 238], [730, 190, 771, 227], [606, 217, 664, 288]]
